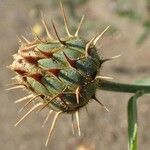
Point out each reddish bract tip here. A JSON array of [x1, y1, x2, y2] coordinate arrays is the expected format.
[[48, 68, 61, 77], [28, 73, 43, 82]]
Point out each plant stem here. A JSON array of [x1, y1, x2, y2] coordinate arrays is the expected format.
[[96, 79, 150, 94]]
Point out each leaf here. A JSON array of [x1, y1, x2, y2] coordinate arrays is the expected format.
[[134, 78, 150, 86], [136, 29, 150, 45], [128, 91, 145, 150], [117, 9, 141, 21], [136, 20, 150, 45]]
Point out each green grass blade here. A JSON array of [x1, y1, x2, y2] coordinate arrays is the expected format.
[[128, 91, 144, 150], [134, 78, 150, 86]]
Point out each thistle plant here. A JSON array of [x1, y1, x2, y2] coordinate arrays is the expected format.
[[8, 2, 150, 149]]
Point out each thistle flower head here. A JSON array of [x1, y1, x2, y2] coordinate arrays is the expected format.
[[9, 3, 111, 146]]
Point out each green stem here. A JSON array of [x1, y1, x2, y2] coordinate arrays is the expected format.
[[96, 79, 150, 94]]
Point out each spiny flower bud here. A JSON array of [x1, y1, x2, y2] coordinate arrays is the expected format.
[[9, 2, 111, 146]]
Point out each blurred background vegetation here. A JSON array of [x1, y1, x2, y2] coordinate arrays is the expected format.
[[30, 0, 150, 45], [0, 0, 149, 150]]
